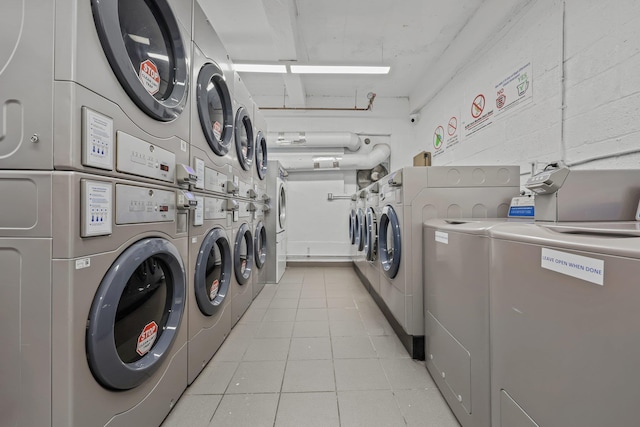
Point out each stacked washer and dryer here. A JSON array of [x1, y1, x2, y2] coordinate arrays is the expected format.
[[1, 0, 196, 426], [266, 160, 289, 283]]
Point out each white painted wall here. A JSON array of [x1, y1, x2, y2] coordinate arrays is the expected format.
[[257, 0, 640, 262]]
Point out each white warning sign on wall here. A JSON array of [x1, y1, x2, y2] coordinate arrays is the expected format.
[[495, 62, 532, 117]]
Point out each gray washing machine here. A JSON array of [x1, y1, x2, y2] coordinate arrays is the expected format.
[[266, 160, 288, 283], [423, 218, 520, 427], [377, 166, 519, 359], [252, 203, 269, 299], [353, 189, 368, 277], [230, 199, 255, 327], [253, 104, 269, 191], [0, 171, 189, 427], [364, 182, 381, 298], [348, 194, 357, 246], [489, 222, 640, 427], [189, 1, 236, 197], [0, 0, 192, 186], [187, 192, 235, 384], [232, 73, 256, 200]]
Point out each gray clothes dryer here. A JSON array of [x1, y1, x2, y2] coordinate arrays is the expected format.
[[0, 0, 192, 186], [489, 222, 640, 427], [1, 171, 189, 427], [230, 202, 255, 327], [232, 73, 256, 197]]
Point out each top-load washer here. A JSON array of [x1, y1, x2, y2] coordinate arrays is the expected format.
[[187, 191, 235, 384], [0, 0, 193, 187], [232, 73, 256, 200], [377, 166, 519, 359], [1, 171, 189, 427], [189, 2, 236, 197], [266, 160, 288, 283]]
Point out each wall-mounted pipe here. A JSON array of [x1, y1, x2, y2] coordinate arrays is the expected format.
[[268, 132, 361, 151], [276, 143, 390, 171]]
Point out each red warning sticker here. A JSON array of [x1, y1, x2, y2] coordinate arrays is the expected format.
[[139, 59, 160, 95], [136, 321, 158, 356], [210, 279, 219, 300], [213, 121, 222, 141], [241, 259, 247, 273]]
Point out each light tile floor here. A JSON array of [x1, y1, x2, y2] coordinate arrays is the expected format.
[[162, 266, 460, 427]]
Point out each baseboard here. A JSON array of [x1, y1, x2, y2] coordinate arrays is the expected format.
[[287, 260, 353, 268]]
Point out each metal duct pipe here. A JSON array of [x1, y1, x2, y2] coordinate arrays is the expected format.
[[277, 144, 390, 171], [268, 132, 361, 151]]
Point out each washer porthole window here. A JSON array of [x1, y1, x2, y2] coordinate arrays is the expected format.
[[234, 106, 254, 171], [365, 207, 377, 261], [234, 223, 254, 285], [357, 208, 366, 252], [254, 221, 267, 268], [278, 186, 287, 230], [255, 131, 268, 180], [86, 238, 186, 390], [195, 228, 232, 316], [379, 206, 402, 279], [197, 63, 233, 156], [91, 0, 189, 121]]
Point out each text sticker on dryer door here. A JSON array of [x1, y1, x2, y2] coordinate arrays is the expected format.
[[541, 248, 604, 286], [81, 180, 113, 237], [435, 231, 449, 244]]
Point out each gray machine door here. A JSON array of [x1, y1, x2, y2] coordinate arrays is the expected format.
[[194, 227, 232, 316], [357, 208, 366, 251], [354, 209, 362, 248], [349, 209, 356, 244], [365, 207, 377, 261], [379, 205, 402, 279], [196, 62, 234, 156], [254, 221, 267, 268], [86, 238, 186, 390], [278, 185, 287, 229], [234, 107, 254, 171], [91, 0, 189, 121], [255, 131, 268, 180], [234, 222, 254, 284]]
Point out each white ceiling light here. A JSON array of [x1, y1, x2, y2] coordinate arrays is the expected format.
[[290, 65, 390, 74], [233, 63, 287, 73]]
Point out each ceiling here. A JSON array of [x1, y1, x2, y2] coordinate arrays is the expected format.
[[199, 0, 483, 107]]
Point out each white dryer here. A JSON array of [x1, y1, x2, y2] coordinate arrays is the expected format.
[[189, 2, 236, 197], [0, 0, 193, 187], [187, 192, 235, 384], [1, 171, 189, 427], [230, 199, 255, 327], [232, 73, 256, 200], [377, 166, 519, 359], [266, 160, 288, 283]]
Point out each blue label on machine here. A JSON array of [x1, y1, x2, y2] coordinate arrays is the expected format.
[[508, 206, 535, 217]]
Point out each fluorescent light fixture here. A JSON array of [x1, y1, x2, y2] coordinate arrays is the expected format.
[[290, 65, 390, 74], [234, 63, 287, 73]]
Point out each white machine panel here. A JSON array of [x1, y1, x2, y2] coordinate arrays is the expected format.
[[82, 108, 114, 170], [204, 167, 228, 194], [81, 179, 113, 237], [239, 180, 255, 199], [194, 157, 205, 190], [238, 201, 254, 219], [193, 196, 205, 226], [204, 197, 227, 221], [115, 184, 175, 224], [116, 131, 176, 183]]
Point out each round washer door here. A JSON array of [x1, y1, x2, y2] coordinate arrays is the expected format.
[[354, 209, 362, 248], [278, 184, 287, 230], [379, 205, 402, 279], [91, 0, 189, 121], [255, 131, 268, 180], [86, 238, 186, 390], [196, 62, 234, 156], [356, 208, 366, 252], [365, 207, 378, 261], [194, 227, 232, 316], [254, 221, 267, 269], [234, 222, 254, 285], [349, 209, 356, 244], [234, 107, 254, 171]]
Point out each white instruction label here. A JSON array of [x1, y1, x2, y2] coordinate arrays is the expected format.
[[82, 108, 114, 170], [75, 258, 91, 270], [541, 248, 604, 286], [194, 196, 204, 226], [435, 231, 449, 244], [195, 158, 205, 190], [81, 180, 113, 237]]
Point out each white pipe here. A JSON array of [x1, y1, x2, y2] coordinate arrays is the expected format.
[[277, 144, 390, 171], [268, 132, 361, 151]]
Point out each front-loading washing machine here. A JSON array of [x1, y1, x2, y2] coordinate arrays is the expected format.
[[0, 0, 193, 187], [266, 160, 288, 283], [353, 189, 367, 277], [230, 199, 255, 327], [364, 182, 381, 297], [252, 201, 268, 299], [187, 191, 235, 384], [189, 2, 236, 197], [1, 171, 189, 426], [377, 166, 519, 359], [233, 74, 259, 200], [253, 105, 269, 199], [348, 194, 357, 246]]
